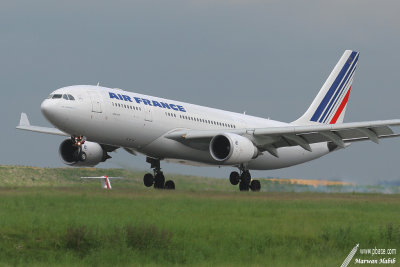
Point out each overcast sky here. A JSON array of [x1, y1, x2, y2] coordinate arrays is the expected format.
[[1, 0, 400, 184]]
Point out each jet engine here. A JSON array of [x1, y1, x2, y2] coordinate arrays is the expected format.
[[59, 139, 110, 167], [209, 133, 258, 165]]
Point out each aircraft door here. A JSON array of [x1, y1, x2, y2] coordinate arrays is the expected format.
[[88, 91, 102, 113], [143, 105, 153, 122]]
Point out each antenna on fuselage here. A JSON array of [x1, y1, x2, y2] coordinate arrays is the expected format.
[[97, 82, 100, 86]]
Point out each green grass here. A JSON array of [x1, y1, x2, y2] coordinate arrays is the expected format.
[[0, 165, 231, 191], [0, 166, 399, 266]]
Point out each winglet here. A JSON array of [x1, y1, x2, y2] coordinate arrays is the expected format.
[[16, 112, 69, 136], [19, 113, 30, 126]]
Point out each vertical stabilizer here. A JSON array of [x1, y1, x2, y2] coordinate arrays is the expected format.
[[293, 50, 359, 125]]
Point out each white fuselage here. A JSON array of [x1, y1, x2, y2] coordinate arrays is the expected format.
[[40, 85, 331, 170]]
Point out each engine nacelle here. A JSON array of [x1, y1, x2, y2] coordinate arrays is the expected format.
[[59, 139, 110, 167], [209, 133, 258, 165]]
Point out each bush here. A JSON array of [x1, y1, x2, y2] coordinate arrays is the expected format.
[[380, 223, 400, 243], [125, 224, 172, 250], [64, 226, 97, 254]]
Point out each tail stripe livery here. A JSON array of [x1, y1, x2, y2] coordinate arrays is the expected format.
[[330, 86, 351, 124], [310, 51, 359, 123], [321, 61, 357, 123], [321, 55, 358, 123]]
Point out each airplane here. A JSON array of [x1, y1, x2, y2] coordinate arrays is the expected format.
[[81, 176, 123, 189], [16, 50, 400, 191]]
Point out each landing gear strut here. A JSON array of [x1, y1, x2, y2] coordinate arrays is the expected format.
[[71, 136, 86, 162], [143, 157, 175, 190], [229, 166, 261, 192]]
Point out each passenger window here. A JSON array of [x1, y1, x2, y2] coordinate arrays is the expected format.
[[52, 94, 62, 99]]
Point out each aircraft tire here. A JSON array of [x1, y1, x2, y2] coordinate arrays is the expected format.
[[250, 180, 261, 192], [154, 172, 165, 189], [241, 171, 251, 184], [143, 173, 154, 187], [165, 180, 175, 190], [239, 180, 250, 191], [229, 171, 240, 185]]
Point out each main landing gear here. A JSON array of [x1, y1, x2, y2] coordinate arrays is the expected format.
[[143, 157, 175, 190], [229, 167, 261, 192]]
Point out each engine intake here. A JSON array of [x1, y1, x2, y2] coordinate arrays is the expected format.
[[59, 139, 110, 167], [209, 133, 258, 165]]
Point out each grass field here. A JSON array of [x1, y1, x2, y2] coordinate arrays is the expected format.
[[0, 166, 399, 266]]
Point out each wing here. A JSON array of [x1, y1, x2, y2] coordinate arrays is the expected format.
[[165, 120, 400, 157], [16, 113, 68, 136], [17, 113, 121, 153]]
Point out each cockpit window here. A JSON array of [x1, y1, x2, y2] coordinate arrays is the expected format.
[[68, 94, 75, 100], [52, 94, 62, 99], [63, 94, 69, 100]]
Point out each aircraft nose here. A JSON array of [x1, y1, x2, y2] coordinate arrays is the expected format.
[[40, 99, 57, 121], [41, 99, 51, 116]]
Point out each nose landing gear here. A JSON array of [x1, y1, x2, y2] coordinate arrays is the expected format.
[[229, 166, 261, 192], [72, 136, 86, 147], [143, 157, 175, 190], [71, 136, 87, 162]]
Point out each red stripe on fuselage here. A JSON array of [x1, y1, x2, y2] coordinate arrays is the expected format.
[[330, 86, 352, 124]]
